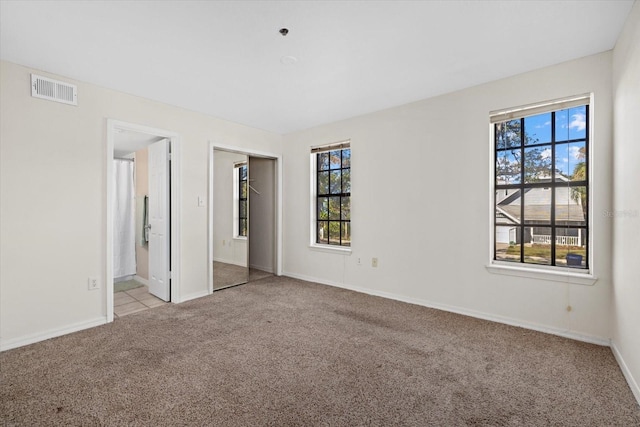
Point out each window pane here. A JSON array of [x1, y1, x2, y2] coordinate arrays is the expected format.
[[329, 221, 341, 244], [318, 197, 329, 220], [342, 149, 351, 167], [240, 219, 247, 237], [496, 190, 521, 224], [555, 141, 586, 182], [555, 106, 587, 142], [342, 169, 351, 193], [239, 200, 247, 219], [496, 226, 520, 262], [341, 197, 350, 220], [328, 197, 340, 220], [523, 187, 551, 224], [315, 147, 351, 248], [240, 181, 247, 199], [496, 120, 521, 149], [318, 152, 330, 171], [243, 165, 248, 180], [330, 170, 341, 194], [524, 113, 551, 145], [329, 150, 342, 169], [341, 222, 351, 247], [318, 171, 329, 195], [555, 228, 587, 268], [317, 221, 328, 244], [496, 149, 521, 184], [555, 187, 587, 226], [523, 146, 552, 183], [525, 227, 551, 265]]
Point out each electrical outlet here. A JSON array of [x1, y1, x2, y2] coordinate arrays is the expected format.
[[372, 257, 378, 268], [357, 257, 362, 266], [222, 239, 226, 246], [88, 277, 100, 290]]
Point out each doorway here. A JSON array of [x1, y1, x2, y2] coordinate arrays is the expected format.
[[208, 143, 282, 293], [106, 120, 182, 322]]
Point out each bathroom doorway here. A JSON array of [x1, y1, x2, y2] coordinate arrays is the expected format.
[[106, 120, 182, 322]]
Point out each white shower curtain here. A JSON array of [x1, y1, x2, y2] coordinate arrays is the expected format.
[[113, 159, 137, 279]]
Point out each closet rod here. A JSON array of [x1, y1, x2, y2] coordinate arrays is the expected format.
[[114, 157, 135, 162]]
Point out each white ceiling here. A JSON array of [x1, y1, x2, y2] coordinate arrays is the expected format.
[[0, 1, 634, 134]]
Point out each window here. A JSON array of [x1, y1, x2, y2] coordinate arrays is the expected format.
[[235, 162, 247, 237], [492, 96, 590, 270], [312, 142, 351, 247]]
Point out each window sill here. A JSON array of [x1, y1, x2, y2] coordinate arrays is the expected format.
[[233, 236, 247, 241], [309, 244, 352, 255], [486, 262, 597, 285]]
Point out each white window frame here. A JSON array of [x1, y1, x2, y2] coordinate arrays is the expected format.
[[309, 140, 352, 253], [486, 94, 597, 285]]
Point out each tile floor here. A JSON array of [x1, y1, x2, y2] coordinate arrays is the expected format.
[[114, 285, 168, 318]]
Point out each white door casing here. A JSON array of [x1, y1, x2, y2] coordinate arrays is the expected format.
[[148, 138, 170, 301]]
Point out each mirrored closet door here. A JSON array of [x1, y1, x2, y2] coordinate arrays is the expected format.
[[212, 149, 249, 290]]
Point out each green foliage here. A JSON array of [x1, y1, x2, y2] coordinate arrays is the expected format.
[[505, 244, 586, 258], [570, 146, 587, 219]]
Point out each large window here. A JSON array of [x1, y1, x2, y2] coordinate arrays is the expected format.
[[236, 163, 247, 237], [312, 142, 351, 247], [493, 96, 590, 270]]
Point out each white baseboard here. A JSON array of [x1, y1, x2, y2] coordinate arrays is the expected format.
[[134, 275, 149, 286], [178, 290, 210, 303], [114, 274, 135, 283], [0, 317, 107, 352], [283, 271, 610, 347], [611, 341, 640, 406]]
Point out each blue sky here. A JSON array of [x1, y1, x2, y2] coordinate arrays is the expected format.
[[497, 106, 587, 182]]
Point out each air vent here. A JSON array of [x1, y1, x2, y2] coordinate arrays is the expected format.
[[31, 74, 77, 106]]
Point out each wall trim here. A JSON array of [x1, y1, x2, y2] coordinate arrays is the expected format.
[[0, 317, 107, 352], [611, 341, 640, 406], [133, 275, 149, 286], [283, 271, 610, 347], [179, 290, 210, 304]]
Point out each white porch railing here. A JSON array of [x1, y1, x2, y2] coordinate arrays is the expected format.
[[531, 234, 580, 246]]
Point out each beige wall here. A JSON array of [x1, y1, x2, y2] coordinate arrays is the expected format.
[[0, 60, 282, 349], [248, 157, 277, 273], [135, 147, 149, 280], [283, 51, 614, 343], [611, 1, 640, 403]]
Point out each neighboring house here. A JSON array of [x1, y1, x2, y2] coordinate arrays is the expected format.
[[496, 175, 586, 246]]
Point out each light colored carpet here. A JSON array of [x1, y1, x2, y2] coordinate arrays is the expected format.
[[1, 276, 639, 426], [114, 279, 144, 293]]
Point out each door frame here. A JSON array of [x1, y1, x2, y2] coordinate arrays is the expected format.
[[208, 142, 283, 294], [106, 119, 182, 322]]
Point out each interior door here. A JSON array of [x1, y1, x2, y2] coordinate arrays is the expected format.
[[148, 138, 170, 301], [212, 150, 249, 290]]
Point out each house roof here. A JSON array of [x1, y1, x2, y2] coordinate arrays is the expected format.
[[497, 187, 585, 224]]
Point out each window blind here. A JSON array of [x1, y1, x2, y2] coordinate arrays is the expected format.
[[490, 94, 590, 123]]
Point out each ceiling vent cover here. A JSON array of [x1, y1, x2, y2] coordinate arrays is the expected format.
[[31, 74, 77, 106]]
